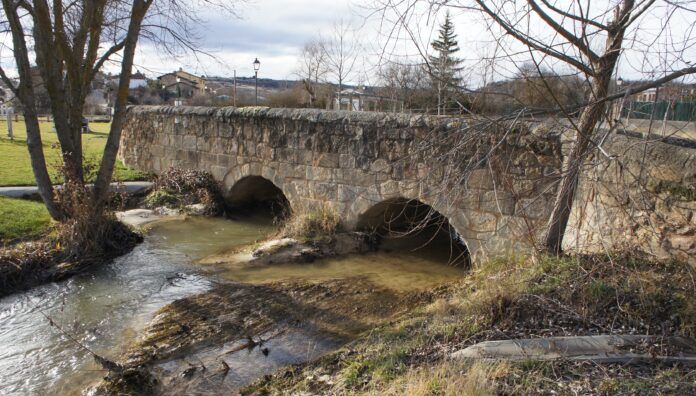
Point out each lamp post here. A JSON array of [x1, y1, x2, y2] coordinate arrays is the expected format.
[[615, 77, 624, 121], [175, 76, 182, 106], [253, 58, 260, 105]]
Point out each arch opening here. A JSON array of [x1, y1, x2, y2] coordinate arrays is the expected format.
[[226, 176, 290, 219], [357, 198, 470, 267]]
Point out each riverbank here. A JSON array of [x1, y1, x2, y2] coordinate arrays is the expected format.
[[241, 253, 695, 395], [95, 271, 452, 394], [89, 242, 696, 395], [0, 215, 142, 298], [0, 193, 150, 298]]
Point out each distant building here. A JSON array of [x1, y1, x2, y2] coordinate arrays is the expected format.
[[157, 68, 207, 98], [108, 70, 150, 90], [618, 82, 696, 122], [333, 88, 403, 112], [0, 82, 14, 105], [129, 70, 148, 89], [628, 82, 696, 102]]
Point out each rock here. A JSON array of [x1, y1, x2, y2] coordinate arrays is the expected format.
[[200, 233, 378, 267], [154, 206, 181, 217], [116, 209, 163, 228], [185, 203, 207, 215]]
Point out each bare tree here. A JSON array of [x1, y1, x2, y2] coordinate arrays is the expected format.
[[378, 61, 430, 111], [471, 0, 696, 254], [372, 0, 696, 254], [322, 20, 360, 110], [296, 39, 328, 107], [0, 0, 240, 221]]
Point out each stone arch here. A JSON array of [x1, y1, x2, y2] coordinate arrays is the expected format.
[[225, 175, 290, 217], [356, 197, 470, 266]]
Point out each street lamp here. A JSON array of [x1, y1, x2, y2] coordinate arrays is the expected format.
[[615, 77, 625, 121], [175, 76, 182, 106], [253, 58, 260, 105]]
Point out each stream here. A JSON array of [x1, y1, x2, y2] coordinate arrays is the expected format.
[[0, 216, 465, 395]]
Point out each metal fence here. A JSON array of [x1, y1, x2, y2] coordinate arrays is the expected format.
[[621, 101, 696, 122]]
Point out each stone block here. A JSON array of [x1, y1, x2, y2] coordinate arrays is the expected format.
[[467, 169, 495, 190], [337, 184, 358, 202], [339, 154, 356, 169], [380, 180, 401, 198], [516, 197, 550, 219], [371, 158, 391, 174], [479, 190, 516, 216], [183, 135, 197, 150], [311, 182, 338, 201], [210, 165, 227, 181], [314, 152, 340, 168], [467, 212, 498, 232], [305, 166, 333, 181]]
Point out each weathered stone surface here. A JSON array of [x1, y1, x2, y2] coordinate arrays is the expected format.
[[118, 106, 694, 264]]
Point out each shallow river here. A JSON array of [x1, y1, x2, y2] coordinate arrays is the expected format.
[[0, 216, 465, 395]]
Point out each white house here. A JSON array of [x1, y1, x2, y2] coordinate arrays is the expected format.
[[129, 71, 148, 89]]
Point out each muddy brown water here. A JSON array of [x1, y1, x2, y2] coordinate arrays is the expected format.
[[0, 216, 465, 395]]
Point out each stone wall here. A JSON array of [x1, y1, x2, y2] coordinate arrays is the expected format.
[[565, 132, 696, 264], [119, 106, 695, 264], [119, 106, 562, 261]]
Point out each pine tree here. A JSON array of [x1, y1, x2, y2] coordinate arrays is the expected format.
[[428, 11, 463, 115]]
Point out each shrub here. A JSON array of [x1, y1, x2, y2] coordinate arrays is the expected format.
[[279, 203, 341, 239], [145, 168, 225, 215], [0, 181, 142, 296]]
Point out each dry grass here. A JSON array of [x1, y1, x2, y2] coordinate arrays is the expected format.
[[380, 360, 510, 396], [244, 252, 696, 395], [278, 202, 341, 239]]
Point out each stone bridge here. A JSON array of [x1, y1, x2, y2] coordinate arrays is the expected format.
[[119, 106, 695, 264]]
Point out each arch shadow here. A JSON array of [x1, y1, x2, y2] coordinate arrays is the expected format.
[[226, 175, 290, 219], [356, 197, 470, 267]]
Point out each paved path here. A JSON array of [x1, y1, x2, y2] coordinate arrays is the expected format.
[[0, 181, 152, 198]]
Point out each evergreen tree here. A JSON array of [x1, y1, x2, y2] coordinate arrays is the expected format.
[[428, 11, 463, 115]]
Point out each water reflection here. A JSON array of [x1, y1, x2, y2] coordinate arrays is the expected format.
[[0, 217, 273, 395]]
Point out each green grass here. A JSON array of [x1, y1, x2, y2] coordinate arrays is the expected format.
[[0, 196, 51, 243], [0, 120, 146, 186]]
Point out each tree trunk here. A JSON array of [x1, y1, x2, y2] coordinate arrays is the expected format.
[[542, 75, 612, 254], [23, 106, 65, 220], [1, 0, 64, 220], [92, 0, 150, 210]]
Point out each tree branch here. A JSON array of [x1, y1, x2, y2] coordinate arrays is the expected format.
[[527, 0, 601, 62], [473, 0, 594, 75], [538, 0, 609, 30]]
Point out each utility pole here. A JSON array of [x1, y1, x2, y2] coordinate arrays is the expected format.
[[233, 69, 237, 107]]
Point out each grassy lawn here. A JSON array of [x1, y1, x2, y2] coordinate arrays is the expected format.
[[0, 196, 51, 243], [0, 120, 146, 186]]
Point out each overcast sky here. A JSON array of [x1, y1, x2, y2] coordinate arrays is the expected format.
[[127, 0, 360, 80], [125, 0, 696, 86], [2, 0, 694, 87]]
